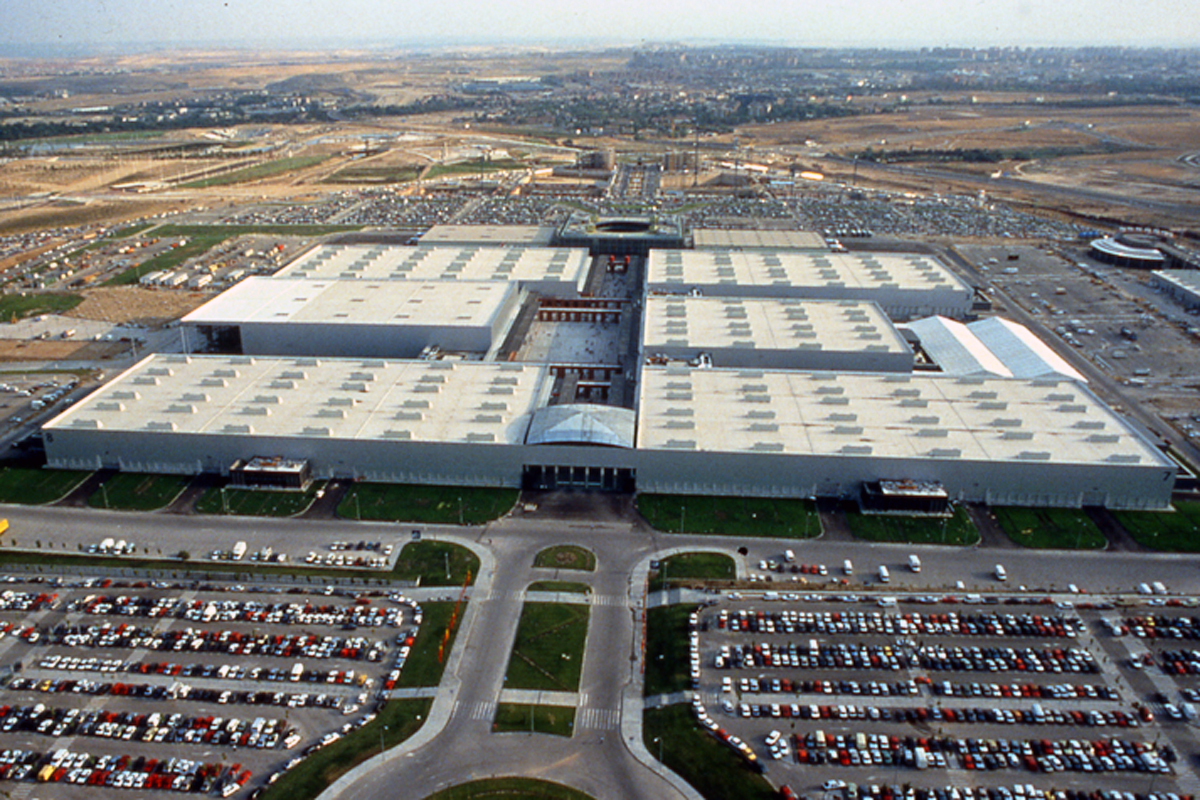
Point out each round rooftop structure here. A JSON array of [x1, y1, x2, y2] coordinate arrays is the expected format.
[[1089, 236, 1166, 268]]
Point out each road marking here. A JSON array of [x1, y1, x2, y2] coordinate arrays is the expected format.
[[591, 594, 624, 606], [577, 707, 619, 731], [455, 700, 496, 721]]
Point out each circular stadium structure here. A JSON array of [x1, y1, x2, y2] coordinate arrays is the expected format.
[[1089, 234, 1167, 268]]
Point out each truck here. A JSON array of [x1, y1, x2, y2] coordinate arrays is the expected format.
[[878, 565, 890, 583], [290, 663, 304, 682], [0, 519, 7, 538], [232, 541, 247, 561], [994, 564, 1007, 582], [908, 554, 921, 573], [843, 559, 853, 575]]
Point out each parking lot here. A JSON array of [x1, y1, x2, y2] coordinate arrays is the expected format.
[[0, 575, 422, 797], [689, 588, 1200, 799]]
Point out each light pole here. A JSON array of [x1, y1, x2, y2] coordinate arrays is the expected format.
[[379, 724, 387, 754], [458, 496, 464, 526], [101, 482, 109, 509], [654, 735, 663, 763], [444, 552, 450, 581], [680, 504, 686, 534], [221, 487, 228, 515]]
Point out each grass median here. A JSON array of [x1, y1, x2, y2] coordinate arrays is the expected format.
[[0, 467, 91, 505], [194, 483, 324, 517], [259, 697, 430, 800], [1112, 501, 1200, 551], [637, 493, 820, 538], [649, 552, 735, 592], [492, 703, 576, 737], [994, 506, 1106, 549], [645, 605, 694, 696], [643, 704, 776, 800], [395, 601, 464, 688], [532, 545, 596, 571], [424, 778, 596, 800], [86, 473, 192, 511], [504, 602, 589, 692], [0, 540, 479, 587], [338, 483, 517, 525], [527, 581, 590, 595], [846, 505, 979, 546]]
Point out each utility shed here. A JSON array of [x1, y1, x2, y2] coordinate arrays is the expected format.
[[635, 365, 1175, 509], [643, 296, 912, 372]]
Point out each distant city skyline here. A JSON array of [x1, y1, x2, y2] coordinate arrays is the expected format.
[[3, 0, 1199, 54]]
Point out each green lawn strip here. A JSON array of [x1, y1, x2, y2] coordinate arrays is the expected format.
[[527, 580, 590, 595], [110, 222, 159, 239], [181, 155, 329, 188], [993, 506, 1107, 549], [492, 703, 576, 737], [194, 483, 324, 517], [645, 605, 694, 696], [258, 697, 430, 800], [104, 222, 359, 285], [845, 505, 980, 546], [532, 545, 596, 571], [636, 493, 820, 538], [425, 158, 526, 179], [0, 543, 477, 585], [0, 293, 84, 322], [504, 602, 589, 692], [392, 541, 479, 588], [104, 232, 227, 286], [643, 705, 776, 800], [86, 473, 192, 511], [1111, 500, 1200, 552], [0, 468, 91, 505], [394, 601, 463, 688], [424, 777, 596, 800], [323, 165, 422, 184], [338, 483, 518, 525], [649, 552, 735, 592]]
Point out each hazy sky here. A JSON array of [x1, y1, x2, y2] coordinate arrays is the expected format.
[[4, 0, 1199, 52]]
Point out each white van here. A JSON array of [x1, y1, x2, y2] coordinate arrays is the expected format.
[[878, 566, 890, 583], [908, 554, 921, 573], [843, 559, 853, 575], [994, 564, 1007, 582], [784, 549, 796, 563]]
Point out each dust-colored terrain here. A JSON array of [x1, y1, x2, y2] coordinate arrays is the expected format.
[[65, 288, 209, 326]]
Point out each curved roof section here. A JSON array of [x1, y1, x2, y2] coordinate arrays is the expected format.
[[1090, 237, 1165, 264], [526, 404, 636, 448], [969, 317, 1086, 383], [905, 316, 1012, 377]]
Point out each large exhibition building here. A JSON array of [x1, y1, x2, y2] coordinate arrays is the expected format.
[[42, 227, 1178, 510]]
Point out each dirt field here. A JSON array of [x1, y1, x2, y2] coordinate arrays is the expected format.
[[0, 339, 126, 362], [64, 287, 209, 326]]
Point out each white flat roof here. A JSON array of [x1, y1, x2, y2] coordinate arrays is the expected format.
[[637, 365, 1168, 467], [182, 277, 515, 329], [421, 224, 556, 246], [277, 243, 590, 288], [1154, 269, 1200, 297], [647, 249, 972, 294], [644, 296, 910, 356], [693, 229, 827, 250], [46, 354, 552, 446]]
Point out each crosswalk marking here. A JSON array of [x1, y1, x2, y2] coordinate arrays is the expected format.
[[454, 700, 496, 721], [576, 707, 620, 731]]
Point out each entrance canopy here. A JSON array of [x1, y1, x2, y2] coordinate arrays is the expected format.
[[526, 404, 636, 448]]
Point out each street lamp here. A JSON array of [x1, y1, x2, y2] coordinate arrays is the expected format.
[[379, 724, 388, 754], [654, 736, 663, 763]]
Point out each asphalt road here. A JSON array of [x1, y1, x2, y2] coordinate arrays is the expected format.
[[4, 503, 1200, 799]]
